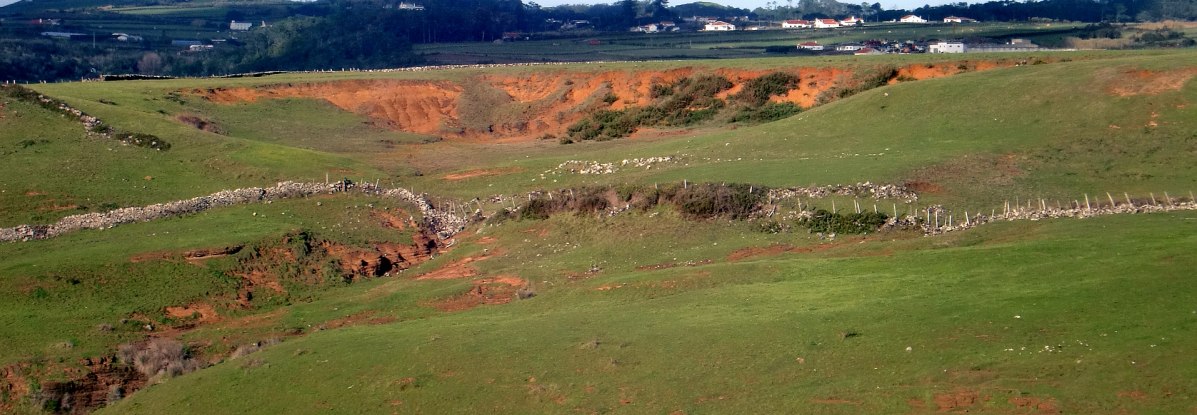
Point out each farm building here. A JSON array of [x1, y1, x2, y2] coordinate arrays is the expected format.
[[899, 15, 928, 23], [798, 41, 824, 51], [836, 44, 863, 51], [782, 19, 811, 28], [943, 16, 978, 23], [813, 19, 840, 28], [854, 47, 884, 55], [840, 16, 863, 26], [229, 20, 252, 31], [967, 39, 1041, 52], [704, 21, 736, 31], [928, 42, 965, 53]]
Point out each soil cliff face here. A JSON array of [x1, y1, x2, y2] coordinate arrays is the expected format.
[[196, 61, 1021, 141]]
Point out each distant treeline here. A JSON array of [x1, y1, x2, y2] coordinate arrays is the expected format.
[[1, 0, 1195, 82]]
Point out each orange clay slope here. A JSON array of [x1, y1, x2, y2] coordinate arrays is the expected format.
[[194, 59, 1031, 142]]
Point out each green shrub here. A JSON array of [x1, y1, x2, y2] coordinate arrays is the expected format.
[[731, 102, 801, 124], [733, 72, 800, 106], [520, 198, 554, 220], [669, 183, 763, 220], [797, 210, 889, 234]]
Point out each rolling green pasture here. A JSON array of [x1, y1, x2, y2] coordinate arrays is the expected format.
[[101, 212, 1197, 414], [2, 48, 1196, 414]]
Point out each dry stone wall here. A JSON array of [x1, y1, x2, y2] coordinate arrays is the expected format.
[[0, 182, 472, 243]]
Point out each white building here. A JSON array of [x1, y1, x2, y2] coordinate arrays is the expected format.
[[229, 20, 252, 31], [704, 21, 736, 31], [782, 19, 811, 28], [943, 16, 977, 23], [835, 44, 863, 51], [899, 15, 927, 23], [798, 41, 824, 51], [813, 18, 840, 28], [397, 2, 424, 10], [112, 32, 143, 42], [928, 41, 965, 53], [840, 16, 863, 26], [632, 23, 660, 33]]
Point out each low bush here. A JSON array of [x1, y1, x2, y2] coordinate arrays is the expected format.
[[730, 102, 801, 124], [733, 72, 800, 106], [117, 338, 206, 383], [667, 183, 763, 220], [797, 210, 889, 234]]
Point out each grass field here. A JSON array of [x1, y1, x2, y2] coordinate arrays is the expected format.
[[1, 48, 1196, 414]]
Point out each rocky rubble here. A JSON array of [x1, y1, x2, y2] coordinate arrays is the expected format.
[[551, 155, 681, 176], [0, 182, 473, 243], [920, 198, 1197, 235], [767, 182, 919, 203]]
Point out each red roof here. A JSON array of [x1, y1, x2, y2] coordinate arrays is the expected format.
[[818, 19, 838, 24], [799, 41, 820, 46], [784, 19, 809, 24]]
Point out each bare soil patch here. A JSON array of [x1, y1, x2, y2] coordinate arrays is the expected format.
[[372, 209, 415, 230], [413, 252, 497, 280], [175, 113, 224, 134], [1102, 67, 1197, 96], [1008, 396, 1060, 413], [130, 245, 244, 263], [443, 167, 523, 181], [427, 276, 526, 311], [321, 311, 398, 330], [164, 303, 220, 323], [934, 388, 988, 412]]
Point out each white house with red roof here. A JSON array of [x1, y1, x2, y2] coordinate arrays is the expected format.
[[782, 19, 811, 28], [943, 16, 978, 23], [840, 16, 863, 26], [703, 21, 736, 31], [899, 15, 927, 23], [813, 18, 840, 28]]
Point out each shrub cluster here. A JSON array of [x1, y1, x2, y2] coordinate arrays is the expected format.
[[508, 182, 766, 221], [730, 102, 802, 124], [564, 72, 808, 142], [117, 339, 206, 384], [565, 75, 734, 142], [815, 65, 898, 105], [733, 72, 800, 106], [797, 209, 889, 234]]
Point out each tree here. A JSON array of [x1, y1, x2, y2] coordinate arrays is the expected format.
[[648, 0, 672, 20], [619, 0, 638, 27], [137, 52, 162, 75]]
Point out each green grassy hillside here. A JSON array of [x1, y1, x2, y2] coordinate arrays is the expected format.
[[103, 213, 1197, 414], [2, 49, 1195, 414]]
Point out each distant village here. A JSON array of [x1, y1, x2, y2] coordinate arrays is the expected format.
[[28, 3, 1054, 57]]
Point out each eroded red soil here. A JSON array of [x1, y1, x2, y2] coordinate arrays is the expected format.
[[193, 61, 1024, 142], [1103, 67, 1197, 96], [427, 275, 527, 311]]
